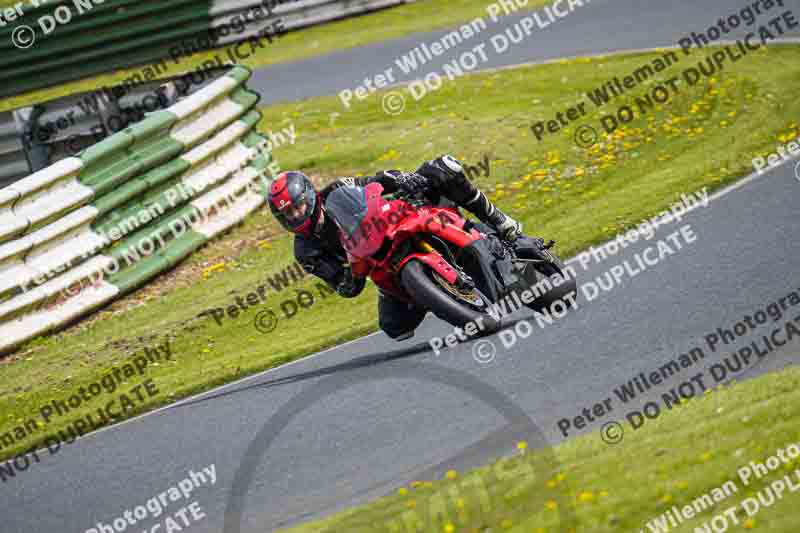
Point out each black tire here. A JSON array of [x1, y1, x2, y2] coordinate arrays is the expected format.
[[519, 252, 578, 313], [400, 260, 502, 332]]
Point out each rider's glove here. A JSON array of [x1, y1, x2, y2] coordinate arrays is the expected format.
[[335, 266, 366, 298], [392, 171, 429, 197]]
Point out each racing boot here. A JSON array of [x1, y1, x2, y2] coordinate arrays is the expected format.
[[463, 189, 523, 241]]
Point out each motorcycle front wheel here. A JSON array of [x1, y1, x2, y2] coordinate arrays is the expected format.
[[400, 260, 502, 333]]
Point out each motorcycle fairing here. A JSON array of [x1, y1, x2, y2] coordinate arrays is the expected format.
[[455, 236, 510, 303], [327, 181, 496, 301]]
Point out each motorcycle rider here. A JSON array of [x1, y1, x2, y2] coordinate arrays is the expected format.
[[267, 155, 522, 341]]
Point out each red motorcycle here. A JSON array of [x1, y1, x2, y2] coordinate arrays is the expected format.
[[325, 181, 577, 331]]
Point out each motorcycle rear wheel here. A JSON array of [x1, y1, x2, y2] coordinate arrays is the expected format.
[[400, 260, 502, 333], [518, 250, 578, 312]]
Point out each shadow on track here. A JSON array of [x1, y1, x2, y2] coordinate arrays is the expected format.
[[165, 341, 434, 410], [164, 313, 537, 411]]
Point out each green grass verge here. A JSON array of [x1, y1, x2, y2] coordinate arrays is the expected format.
[[280, 364, 800, 532], [0, 0, 557, 111], [1, 44, 798, 464]]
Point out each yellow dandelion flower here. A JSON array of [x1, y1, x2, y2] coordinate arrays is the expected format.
[[446, 470, 458, 480], [546, 500, 558, 510], [398, 487, 408, 496], [444, 523, 455, 533], [743, 518, 756, 529], [203, 262, 226, 276], [578, 491, 595, 503]]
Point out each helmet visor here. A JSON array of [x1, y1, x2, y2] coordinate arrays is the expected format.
[[284, 196, 310, 225]]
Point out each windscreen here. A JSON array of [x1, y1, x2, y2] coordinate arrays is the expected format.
[[325, 186, 369, 239]]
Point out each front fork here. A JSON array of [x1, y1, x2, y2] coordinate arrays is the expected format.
[[393, 237, 460, 285]]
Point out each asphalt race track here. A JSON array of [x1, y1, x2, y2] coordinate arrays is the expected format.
[[250, 0, 800, 105], [3, 1, 800, 532]]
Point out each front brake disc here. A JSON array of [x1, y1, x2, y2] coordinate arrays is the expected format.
[[431, 271, 484, 308]]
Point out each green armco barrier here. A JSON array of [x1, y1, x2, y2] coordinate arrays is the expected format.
[[0, 0, 409, 98], [0, 0, 215, 96], [0, 0, 213, 57], [0, 65, 277, 354]]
